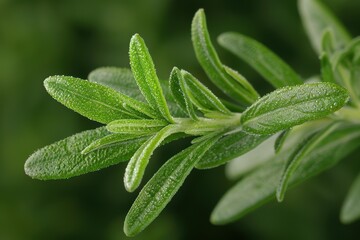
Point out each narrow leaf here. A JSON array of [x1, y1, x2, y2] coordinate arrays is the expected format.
[[196, 130, 267, 169], [320, 53, 336, 83], [341, 172, 360, 224], [44, 76, 154, 124], [124, 125, 179, 192], [218, 32, 303, 88], [321, 29, 335, 56], [129, 34, 173, 122], [298, 0, 351, 55], [24, 127, 147, 180], [274, 130, 290, 153], [241, 82, 349, 135], [169, 67, 198, 119], [81, 133, 147, 154], [106, 119, 168, 135], [191, 9, 258, 105], [181, 70, 231, 114], [124, 134, 221, 237], [276, 123, 338, 202], [211, 122, 360, 225]]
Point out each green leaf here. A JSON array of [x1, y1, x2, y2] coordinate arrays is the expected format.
[[320, 53, 336, 83], [124, 133, 221, 237], [44, 76, 155, 124], [124, 125, 179, 192], [241, 82, 349, 135], [181, 70, 231, 115], [211, 122, 360, 225], [129, 34, 173, 122], [321, 29, 335, 56], [298, 0, 351, 55], [106, 119, 168, 135], [274, 130, 290, 153], [88, 67, 145, 101], [169, 67, 198, 119], [89, 67, 186, 118], [24, 127, 147, 180], [218, 32, 303, 88], [81, 133, 147, 154], [276, 123, 338, 202], [196, 130, 267, 169], [191, 9, 258, 105], [341, 172, 360, 224]]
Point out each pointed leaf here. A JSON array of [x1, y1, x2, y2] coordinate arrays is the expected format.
[[169, 67, 198, 119], [129, 34, 173, 122], [241, 82, 349, 135], [124, 134, 221, 237], [298, 0, 351, 55], [191, 9, 258, 105], [24, 127, 147, 180], [107, 119, 168, 135], [44, 76, 154, 123], [218, 32, 303, 88], [320, 53, 336, 83], [181, 70, 231, 114], [274, 130, 290, 153], [341, 172, 360, 224], [211, 122, 360, 225], [124, 125, 179, 192]]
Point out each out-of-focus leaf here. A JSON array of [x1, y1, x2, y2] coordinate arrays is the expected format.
[[181, 70, 231, 115], [107, 119, 168, 135], [191, 9, 258, 105], [218, 32, 303, 88], [320, 53, 336, 83], [298, 0, 351, 55], [274, 130, 290, 153], [241, 82, 349, 135], [211, 122, 360, 225], [129, 34, 173, 122], [44, 76, 155, 123], [24, 127, 147, 180], [124, 125, 179, 192], [341, 172, 360, 224], [196, 130, 267, 169], [124, 133, 221, 237]]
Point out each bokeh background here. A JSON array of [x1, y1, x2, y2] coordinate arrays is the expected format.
[[1, 0, 360, 239]]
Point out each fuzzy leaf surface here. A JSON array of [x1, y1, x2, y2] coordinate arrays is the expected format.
[[218, 32, 303, 88], [124, 134, 221, 236], [241, 82, 349, 135], [107, 119, 168, 135]]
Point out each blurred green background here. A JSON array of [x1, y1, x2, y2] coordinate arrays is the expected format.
[[1, 0, 360, 239]]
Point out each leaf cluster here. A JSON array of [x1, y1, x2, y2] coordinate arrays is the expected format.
[[24, 0, 360, 236]]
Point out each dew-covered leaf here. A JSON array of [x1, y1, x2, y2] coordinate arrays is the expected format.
[[44, 76, 155, 123], [211, 122, 360, 225], [298, 0, 351, 55], [24, 127, 147, 180], [129, 34, 173, 122], [218, 32, 303, 88], [124, 125, 179, 192], [124, 133, 221, 236], [181, 70, 231, 115], [341, 172, 360, 224], [241, 82, 349, 135], [191, 9, 258, 105]]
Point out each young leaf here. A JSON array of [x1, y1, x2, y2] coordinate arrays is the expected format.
[[321, 29, 335, 56], [124, 133, 221, 237], [169, 67, 198, 119], [274, 130, 290, 153], [341, 172, 360, 224], [218, 32, 303, 88], [211, 122, 360, 225], [124, 125, 179, 192], [196, 130, 267, 169], [181, 70, 231, 115], [276, 123, 338, 202], [44, 76, 155, 124], [81, 133, 148, 154], [106, 119, 168, 135], [24, 127, 147, 180], [89, 67, 186, 118], [298, 0, 351, 55], [191, 9, 258, 105], [241, 82, 349, 135], [320, 53, 336, 83], [129, 34, 173, 122]]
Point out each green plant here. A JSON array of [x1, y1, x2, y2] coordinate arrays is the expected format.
[[24, 0, 360, 236]]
